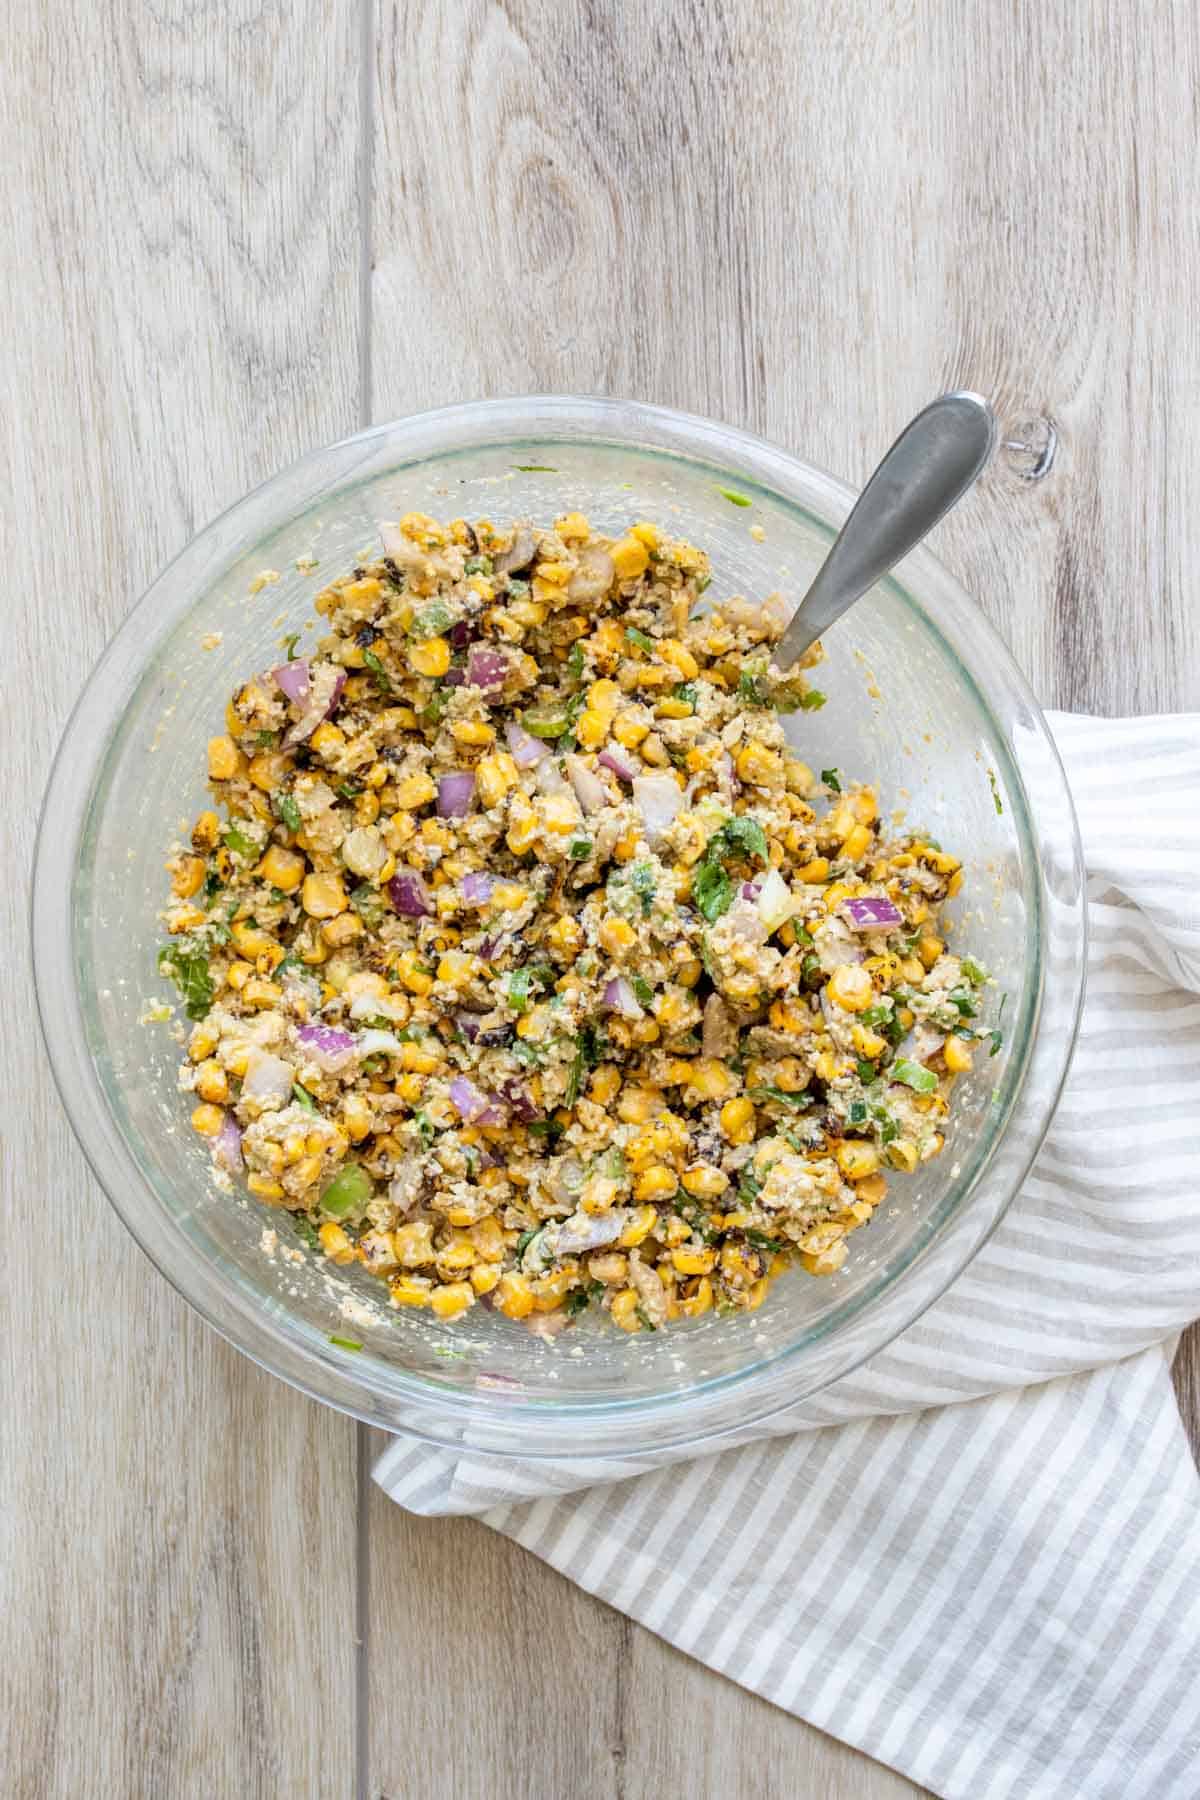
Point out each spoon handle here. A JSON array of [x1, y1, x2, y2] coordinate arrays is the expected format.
[[774, 391, 997, 668]]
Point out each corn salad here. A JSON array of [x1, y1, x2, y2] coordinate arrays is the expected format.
[[159, 511, 997, 1335]]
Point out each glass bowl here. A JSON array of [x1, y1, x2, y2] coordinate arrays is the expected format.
[[33, 396, 1086, 1462]]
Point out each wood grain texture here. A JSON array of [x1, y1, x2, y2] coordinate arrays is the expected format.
[[5, 0, 1199, 1795], [1, 1, 362, 1794]]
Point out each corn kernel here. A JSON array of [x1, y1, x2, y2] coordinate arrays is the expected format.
[[540, 793, 580, 835], [207, 735, 240, 780], [671, 1246, 716, 1276], [801, 1240, 847, 1276], [634, 1166, 679, 1201], [191, 810, 220, 851], [735, 743, 782, 786], [475, 752, 518, 807], [390, 1276, 431, 1308], [588, 679, 622, 717], [393, 771, 437, 809], [610, 1288, 643, 1331], [659, 638, 699, 680], [310, 722, 346, 756], [679, 1276, 714, 1318], [719, 1096, 756, 1143], [944, 1035, 974, 1074], [576, 708, 608, 749], [599, 916, 636, 955], [246, 1174, 286, 1203], [258, 844, 305, 891], [841, 822, 873, 862], [410, 636, 451, 678], [826, 964, 874, 1012], [451, 717, 495, 747], [618, 1205, 657, 1248], [392, 950, 432, 996], [495, 1271, 535, 1319], [301, 872, 348, 918], [611, 537, 650, 581], [918, 935, 944, 969], [319, 1222, 357, 1265], [851, 1023, 888, 1061], [194, 1060, 229, 1105], [190, 1102, 224, 1137], [611, 712, 649, 748], [887, 1140, 920, 1174], [855, 1173, 888, 1206], [836, 1140, 881, 1180], [681, 1163, 729, 1198]]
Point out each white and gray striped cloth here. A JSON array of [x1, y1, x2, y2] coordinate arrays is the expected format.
[[377, 713, 1200, 1800]]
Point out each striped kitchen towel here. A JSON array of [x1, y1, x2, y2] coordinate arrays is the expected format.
[[376, 713, 1200, 1800]]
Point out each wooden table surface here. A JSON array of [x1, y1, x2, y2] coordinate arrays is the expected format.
[[5, 3, 1199, 1795]]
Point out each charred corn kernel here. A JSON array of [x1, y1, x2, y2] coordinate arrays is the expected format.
[[190, 1102, 224, 1136], [679, 1276, 714, 1318], [836, 1141, 881, 1180], [393, 771, 437, 809], [683, 1058, 737, 1100], [926, 848, 960, 874], [258, 844, 305, 891], [798, 857, 830, 883], [802, 1240, 847, 1276], [437, 950, 476, 987], [340, 1093, 373, 1142], [672, 1246, 716, 1276], [207, 735, 240, 780], [841, 822, 873, 862], [735, 742, 782, 786], [169, 855, 206, 899], [827, 964, 874, 1012], [720, 1240, 762, 1287], [429, 1282, 474, 1320], [675, 956, 702, 987], [851, 1023, 888, 1060], [610, 1289, 644, 1332], [682, 1163, 729, 1198], [540, 793, 579, 834], [887, 1140, 920, 1174], [918, 934, 944, 969], [618, 1205, 657, 1248], [451, 717, 495, 747], [588, 1064, 620, 1107], [436, 1235, 478, 1275], [247, 750, 287, 793], [194, 1060, 229, 1105], [944, 1035, 974, 1074], [587, 678, 622, 717], [576, 708, 608, 748], [319, 1223, 357, 1265], [611, 711, 649, 748], [617, 1087, 660, 1125], [391, 949, 430, 996], [599, 916, 636, 955], [409, 636, 451, 678], [660, 638, 699, 680], [243, 977, 282, 1009], [301, 872, 347, 918], [722, 971, 761, 1006], [475, 752, 518, 807], [947, 869, 964, 896], [246, 1174, 285, 1203], [506, 797, 539, 854], [495, 1272, 535, 1319], [719, 1096, 756, 1143], [399, 1044, 439, 1074], [634, 1166, 678, 1201], [611, 536, 650, 581], [855, 1173, 888, 1206], [225, 961, 253, 992], [769, 999, 810, 1035], [321, 912, 362, 947], [191, 809, 220, 851], [390, 1276, 431, 1308], [310, 722, 345, 756]]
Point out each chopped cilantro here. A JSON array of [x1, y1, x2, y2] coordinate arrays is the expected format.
[[202, 868, 223, 905], [157, 943, 215, 1020], [255, 728, 280, 747], [349, 884, 385, 929], [413, 1109, 435, 1146], [988, 1029, 1004, 1057], [988, 769, 1004, 814], [294, 1216, 321, 1250], [961, 956, 989, 985], [708, 815, 768, 866], [629, 860, 657, 914], [673, 681, 698, 708], [567, 641, 585, 679], [328, 1335, 363, 1352], [625, 626, 656, 653], [515, 1227, 540, 1257], [717, 486, 752, 507], [856, 1060, 879, 1082], [634, 1304, 658, 1332], [362, 648, 392, 692], [821, 768, 842, 793], [631, 974, 654, 1006], [292, 1082, 318, 1112], [336, 781, 363, 801], [947, 988, 980, 1019], [745, 1230, 785, 1253], [694, 859, 733, 922], [737, 1167, 765, 1206], [563, 1287, 592, 1317], [568, 836, 593, 861], [798, 689, 827, 711], [281, 632, 301, 660], [737, 670, 770, 706], [273, 790, 302, 834], [749, 1084, 812, 1110]]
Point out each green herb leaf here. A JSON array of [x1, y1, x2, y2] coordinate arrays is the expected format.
[[515, 1226, 540, 1257], [513, 464, 558, 472], [336, 781, 363, 800], [634, 1304, 658, 1332], [362, 648, 392, 692], [631, 974, 654, 1006], [856, 1059, 879, 1082], [708, 814, 768, 867], [737, 670, 770, 706], [410, 600, 454, 640], [717, 486, 752, 507], [625, 626, 656, 653], [413, 1109, 435, 1146], [961, 956, 989, 986], [673, 681, 698, 709], [563, 1287, 591, 1316], [568, 836, 593, 861], [202, 868, 223, 906], [511, 1039, 546, 1070], [255, 728, 280, 747], [294, 1216, 321, 1250], [349, 883, 385, 929], [629, 860, 657, 915], [273, 790, 302, 834], [737, 1167, 764, 1206], [891, 1057, 938, 1095], [694, 860, 733, 922], [748, 1084, 812, 1110], [282, 632, 301, 660], [222, 822, 258, 858], [988, 769, 1004, 814], [292, 1082, 318, 1113], [988, 1028, 1004, 1057], [745, 1229, 785, 1253], [799, 689, 827, 711], [567, 641, 585, 680], [820, 768, 842, 793], [157, 943, 215, 1020], [464, 555, 493, 576], [329, 1335, 362, 1352]]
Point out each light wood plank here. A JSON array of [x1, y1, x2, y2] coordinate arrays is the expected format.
[[0, 1, 363, 1793]]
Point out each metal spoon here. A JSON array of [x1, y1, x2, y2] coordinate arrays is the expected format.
[[773, 391, 997, 669]]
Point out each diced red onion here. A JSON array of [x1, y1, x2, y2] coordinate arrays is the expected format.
[[842, 896, 904, 930], [598, 746, 638, 783], [449, 618, 477, 650], [356, 1028, 406, 1058], [497, 1077, 539, 1122], [603, 976, 644, 1019], [455, 1011, 485, 1041], [461, 871, 494, 905], [565, 754, 607, 815], [478, 933, 510, 963], [388, 868, 433, 917], [476, 1101, 506, 1127], [466, 644, 508, 692], [214, 1113, 243, 1172], [282, 665, 346, 747], [296, 1023, 357, 1070], [449, 1076, 492, 1123], [741, 880, 761, 900], [272, 658, 311, 701], [437, 770, 475, 817], [505, 720, 548, 767], [442, 667, 466, 688], [633, 772, 684, 844]]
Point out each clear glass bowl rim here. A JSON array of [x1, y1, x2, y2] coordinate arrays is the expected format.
[[32, 394, 1086, 1461]]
